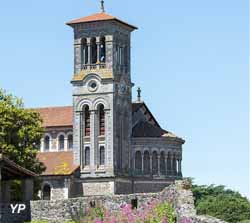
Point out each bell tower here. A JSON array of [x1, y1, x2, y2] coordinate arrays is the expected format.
[[67, 2, 137, 195]]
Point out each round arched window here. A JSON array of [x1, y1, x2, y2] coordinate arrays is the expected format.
[[43, 184, 51, 200]]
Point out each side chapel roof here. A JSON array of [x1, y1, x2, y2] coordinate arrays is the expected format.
[[37, 151, 79, 176]]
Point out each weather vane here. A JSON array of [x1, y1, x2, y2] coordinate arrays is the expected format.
[[100, 0, 105, 12]]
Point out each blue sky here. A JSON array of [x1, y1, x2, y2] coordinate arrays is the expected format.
[[0, 1, 249, 197]]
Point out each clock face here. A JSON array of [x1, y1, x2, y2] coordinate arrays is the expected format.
[[119, 83, 127, 94]]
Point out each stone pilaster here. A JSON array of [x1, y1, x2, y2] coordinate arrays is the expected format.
[[90, 110, 96, 173]]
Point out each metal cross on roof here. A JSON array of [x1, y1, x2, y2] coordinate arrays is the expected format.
[[100, 0, 105, 12], [137, 87, 141, 102]]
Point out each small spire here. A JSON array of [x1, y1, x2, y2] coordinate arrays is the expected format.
[[137, 87, 141, 102], [100, 0, 105, 12]]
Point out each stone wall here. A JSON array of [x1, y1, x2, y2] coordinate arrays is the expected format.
[[30, 180, 226, 223]]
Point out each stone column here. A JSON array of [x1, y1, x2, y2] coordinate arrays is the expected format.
[[157, 155, 161, 176], [22, 178, 34, 201], [165, 155, 168, 176], [149, 154, 153, 175], [170, 155, 173, 176], [141, 153, 144, 174], [96, 37, 100, 64], [87, 38, 91, 64]]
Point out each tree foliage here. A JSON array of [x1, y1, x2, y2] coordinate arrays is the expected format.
[[192, 184, 250, 223], [0, 88, 45, 174]]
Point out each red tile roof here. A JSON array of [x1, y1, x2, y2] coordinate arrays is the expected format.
[[66, 12, 137, 30], [37, 151, 79, 176], [34, 106, 73, 128]]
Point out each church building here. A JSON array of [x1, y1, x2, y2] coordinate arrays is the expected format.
[[36, 1, 185, 200]]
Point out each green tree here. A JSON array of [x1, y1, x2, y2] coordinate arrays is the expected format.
[[0, 88, 45, 174], [192, 184, 250, 223]]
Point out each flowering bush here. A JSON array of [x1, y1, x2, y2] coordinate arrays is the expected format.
[[77, 199, 176, 223]]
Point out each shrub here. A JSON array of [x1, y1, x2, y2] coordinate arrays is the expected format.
[[76, 199, 176, 223]]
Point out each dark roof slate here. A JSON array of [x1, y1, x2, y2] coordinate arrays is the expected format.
[[132, 121, 164, 137]]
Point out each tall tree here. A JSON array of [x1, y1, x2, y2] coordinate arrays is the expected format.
[[0, 88, 45, 174], [192, 184, 250, 223]]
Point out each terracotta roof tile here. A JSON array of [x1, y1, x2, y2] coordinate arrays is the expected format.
[[66, 12, 137, 30], [37, 151, 79, 176], [35, 104, 140, 128], [34, 106, 73, 127]]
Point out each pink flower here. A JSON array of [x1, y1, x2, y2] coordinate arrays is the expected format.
[[181, 217, 192, 223], [161, 217, 168, 223]]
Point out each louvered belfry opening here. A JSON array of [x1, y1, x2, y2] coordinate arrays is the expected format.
[[84, 106, 90, 137], [99, 104, 105, 136]]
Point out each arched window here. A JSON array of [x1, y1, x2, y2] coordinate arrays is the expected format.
[[81, 38, 88, 65], [99, 104, 105, 136], [58, 135, 64, 151], [160, 151, 166, 175], [67, 134, 73, 150], [85, 146, 90, 166], [167, 152, 172, 174], [135, 151, 142, 174], [152, 151, 158, 175], [99, 36, 106, 63], [90, 37, 97, 64], [143, 151, 150, 174], [42, 184, 51, 200], [173, 155, 177, 175], [100, 146, 105, 165], [84, 106, 90, 137], [44, 136, 50, 151]]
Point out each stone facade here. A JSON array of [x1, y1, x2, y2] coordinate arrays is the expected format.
[[70, 20, 133, 180]]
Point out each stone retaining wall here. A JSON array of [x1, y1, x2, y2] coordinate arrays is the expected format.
[[30, 180, 226, 223]]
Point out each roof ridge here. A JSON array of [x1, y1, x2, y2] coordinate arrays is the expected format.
[[66, 12, 137, 30], [30, 105, 72, 110]]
